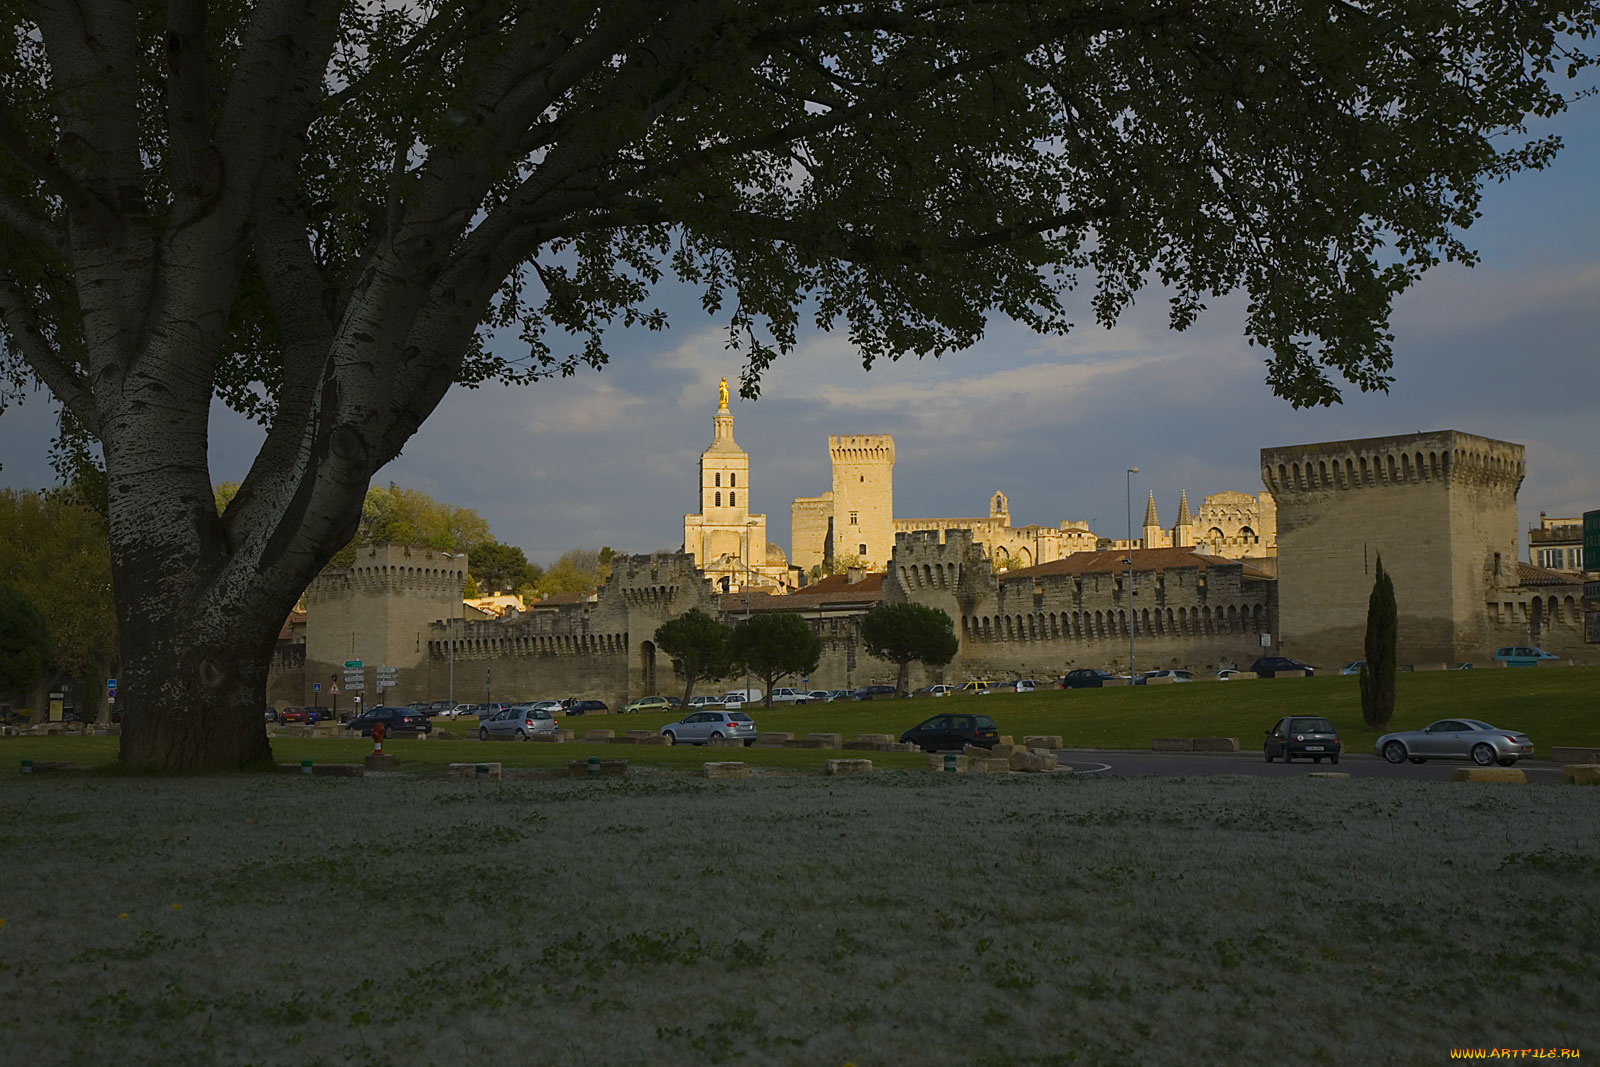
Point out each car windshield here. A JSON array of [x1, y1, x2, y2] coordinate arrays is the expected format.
[[1463, 720, 1496, 731], [974, 716, 996, 729], [730, 713, 753, 723], [1291, 718, 1335, 732]]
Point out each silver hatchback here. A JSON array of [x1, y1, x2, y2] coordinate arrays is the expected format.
[[1374, 719, 1534, 766], [659, 710, 758, 746], [479, 705, 559, 741]]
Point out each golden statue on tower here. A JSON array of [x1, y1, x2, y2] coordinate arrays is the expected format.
[[718, 376, 729, 410]]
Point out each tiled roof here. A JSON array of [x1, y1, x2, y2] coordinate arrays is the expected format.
[[721, 572, 884, 614], [529, 591, 597, 606], [1516, 562, 1584, 587], [1002, 547, 1274, 581]]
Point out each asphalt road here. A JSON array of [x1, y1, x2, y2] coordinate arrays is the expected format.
[[1055, 748, 1569, 782]]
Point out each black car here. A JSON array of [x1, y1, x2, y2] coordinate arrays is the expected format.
[[345, 706, 432, 736], [563, 699, 608, 716], [900, 713, 1000, 753], [1264, 716, 1341, 763], [1060, 669, 1115, 689], [1249, 656, 1316, 678], [852, 685, 899, 701]]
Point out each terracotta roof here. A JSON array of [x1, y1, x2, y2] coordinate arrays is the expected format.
[[721, 572, 884, 614], [1002, 547, 1274, 581], [1516, 562, 1583, 587]]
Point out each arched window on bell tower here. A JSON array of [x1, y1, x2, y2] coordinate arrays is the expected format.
[[729, 493, 736, 507], [715, 472, 721, 486], [731, 473, 737, 487], [715, 491, 721, 506]]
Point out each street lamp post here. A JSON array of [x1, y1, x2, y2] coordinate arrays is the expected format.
[[1126, 467, 1140, 679]]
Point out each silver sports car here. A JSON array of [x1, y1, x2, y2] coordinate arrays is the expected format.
[[1374, 719, 1534, 766]]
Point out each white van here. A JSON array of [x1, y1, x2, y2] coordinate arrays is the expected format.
[[720, 688, 764, 706]]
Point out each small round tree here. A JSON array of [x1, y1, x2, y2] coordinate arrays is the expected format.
[[729, 614, 822, 708], [654, 608, 734, 706], [860, 603, 960, 697]]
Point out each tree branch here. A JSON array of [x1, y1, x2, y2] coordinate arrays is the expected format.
[[164, 0, 222, 217], [0, 103, 119, 236], [0, 188, 67, 257], [0, 270, 99, 436]]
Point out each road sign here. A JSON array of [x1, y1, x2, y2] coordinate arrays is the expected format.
[[330, 685, 339, 695], [107, 678, 117, 691], [344, 660, 363, 669], [376, 665, 397, 678], [313, 682, 321, 692]]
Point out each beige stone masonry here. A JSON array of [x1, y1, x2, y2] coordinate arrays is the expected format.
[[706, 736, 748, 747], [807, 733, 843, 747], [1561, 765, 1600, 785], [970, 757, 1011, 774], [1023, 735, 1063, 749], [1306, 772, 1349, 779], [855, 733, 895, 744], [783, 738, 830, 749], [841, 740, 878, 751], [1226, 672, 1258, 680], [1550, 746, 1600, 763], [928, 753, 969, 772], [529, 733, 564, 743], [1145, 675, 1175, 685], [1152, 738, 1195, 752], [583, 730, 615, 742], [449, 762, 503, 779], [364, 754, 396, 771], [626, 730, 656, 740], [757, 732, 795, 745], [1451, 768, 1526, 783], [1009, 749, 1057, 772], [1103, 678, 1129, 687], [703, 762, 752, 778], [1271, 670, 1307, 678], [824, 759, 873, 776], [1193, 738, 1240, 752], [552, 729, 575, 741]]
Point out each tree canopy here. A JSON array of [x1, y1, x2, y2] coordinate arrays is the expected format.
[[729, 613, 822, 707], [0, 488, 117, 680], [0, 1, 1593, 771], [860, 602, 959, 696], [536, 548, 614, 597], [654, 608, 734, 705], [0, 581, 50, 701]]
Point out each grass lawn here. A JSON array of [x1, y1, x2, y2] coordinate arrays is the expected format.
[[1, 772, 1595, 1064]]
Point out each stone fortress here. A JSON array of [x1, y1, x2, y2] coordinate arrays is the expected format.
[[269, 387, 1593, 710]]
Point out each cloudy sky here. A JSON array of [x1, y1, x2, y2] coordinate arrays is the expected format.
[[2, 103, 1596, 567]]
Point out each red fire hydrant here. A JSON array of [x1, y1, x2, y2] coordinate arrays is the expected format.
[[372, 721, 387, 754]]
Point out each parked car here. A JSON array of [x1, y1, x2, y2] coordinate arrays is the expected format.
[[720, 688, 763, 705], [825, 689, 855, 702], [279, 706, 308, 723], [1492, 646, 1558, 667], [479, 705, 558, 741], [427, 700, 455, 715], [1446, 662, 1475, 670], [767, 687, 811, 705], [449, 703, 479, 719], [913, 684, 956, 698], [264, 707, 278, 723], [853, 684, 900, 701], [806, 690, 834, 703], [563, 699, 608, 716], [1114, 673, 1148, 685], [1339, 661, 1365, 675], [686, 695, 724, 709], [1249, 656, 1316, 678], [899, 713, 1000, 753], [955, 680, 995, 695], [1002, 679, 1038, 693], [1142, 670, 1193, 683], [1263, 716, 1342, 764], [659, 710, 758, 746], [621, 695, 673, 714], [1214, 669, 1241, 681], [1060, 669, 1115, 689], [478, 702, 511, 719], [1375, 719, 1533, 766], [345, 706, 432, 736]]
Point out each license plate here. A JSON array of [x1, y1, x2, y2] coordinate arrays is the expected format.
[[1305, 745, 1324, 751]]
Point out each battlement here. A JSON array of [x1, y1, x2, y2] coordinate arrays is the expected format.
[[829, 434, 896, 463], [600, 552, 714, 605], [893, 528, 975, 557], [304, 543, 468, 601], [1262, 430, 1524, 500]]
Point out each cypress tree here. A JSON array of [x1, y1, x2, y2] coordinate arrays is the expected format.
[[1359, 556, 1397, 731]]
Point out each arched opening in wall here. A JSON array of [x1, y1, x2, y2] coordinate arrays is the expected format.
[[1564, 595, 1577, 622], [923, 564, 933, 587], [1253, 604, 1265, 632], [719, 576, 731, 593], [1203, 606, 1214, 634], [1401, 453, 1411, 480], [982, 618, 992, 640], [1429, 452, 1439, 477], [1141, 608, 1152, 635], [1387, 454, 1398, 482], [1094, 610, 1103, 637], [993, 546, 1009, 567], [1240, 525, 1255, 543], [1050, 613, 1060, 638], [1227, 604, 1239, 631], [729, 493, 736, 507], [1165, 608, 1175, 634], [1530, 597, 1544, 641], [1319, 460, 1328, 486], [1359, 456, 1370, 485], [1118, 610, 1128, 637], [1018, 548, 1032, 567], [1548, 595, 1561, 624], [1208, 527, 1225, 546], [640, 640, 657, 693]]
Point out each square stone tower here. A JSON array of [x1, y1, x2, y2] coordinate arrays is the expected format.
[[1261, 430, 1523, 668], [829, 434, 895, 568]]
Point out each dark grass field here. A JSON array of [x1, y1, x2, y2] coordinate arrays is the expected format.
[[1, 772, 1596, 1065]]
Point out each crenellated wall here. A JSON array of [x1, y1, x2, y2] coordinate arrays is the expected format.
[[1263, 430, 1525, 667]]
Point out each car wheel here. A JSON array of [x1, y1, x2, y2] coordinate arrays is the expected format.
[[1382, 741, 1406, 764], [1312, 756, 1323, 764], [663, 731, 676, 745], [1471, 744, 1496, 767], [478, 727, 488, 741], [516, 730, 527, 742], [1330, 755, 1340, 765], [1263, 747, 1273, 763], [1496, 758, 1517, 767], [710, 731, 724, 742]]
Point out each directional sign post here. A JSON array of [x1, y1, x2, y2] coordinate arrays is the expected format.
[[376, 666, 398, 691]]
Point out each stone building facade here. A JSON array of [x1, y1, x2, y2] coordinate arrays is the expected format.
[[1263, 428, 1591, 668], [893, 490, 1099, 569], [682, 380, 792, 592], [791, 434, 897, 572]]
